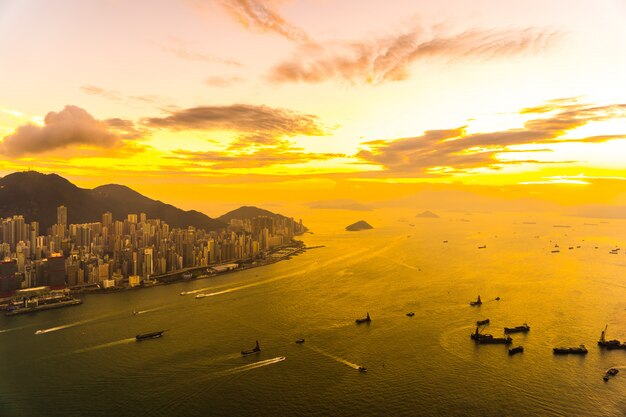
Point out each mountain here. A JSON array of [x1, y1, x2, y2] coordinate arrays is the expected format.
[[218, 206, 300, 224], [0, 171, 226, 231], [416, 210, 440, 218], [345, 220, 373, 231]]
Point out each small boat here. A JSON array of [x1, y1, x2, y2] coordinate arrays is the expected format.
[[568, 247, 574, 250], [182, 272, 193, 280], [406, 312, 415, 317], [553, 345, 588, 355], [195, 293, 208, 299], [443, 240, 448, 243], [551, 250, 560, 253], [495, 297, 500, 301], [132, 310, 139, 316], [469, 295, 482, 306], [478, 245, 486, 249], [295, 338, 305, 344], [358, 366, 367, 373], [504, 324, 530, 334], [476, 319, 490, 326], [603, 368, 619, 381], [508, 346, 524, 355], [136, 330, 165, 341], [355, 312, 371, 324], [241, 340, 261, 355]]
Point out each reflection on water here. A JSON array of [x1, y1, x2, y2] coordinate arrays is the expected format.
[[1, 211, 626, 417]]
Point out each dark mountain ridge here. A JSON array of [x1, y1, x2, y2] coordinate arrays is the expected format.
[[0, 171, 226, 231]]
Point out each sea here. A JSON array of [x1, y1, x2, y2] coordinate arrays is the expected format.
[[1, 210, 625, 417]]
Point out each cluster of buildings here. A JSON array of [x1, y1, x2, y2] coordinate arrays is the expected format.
[[0, 206, 305, 298]]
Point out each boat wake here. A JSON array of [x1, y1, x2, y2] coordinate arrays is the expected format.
[[211, 356, 286, 378], [34, 314, 113, 335], [72, 337, 137, 354], [306, 345, 363, 371], [376, 255, 421, 271], [0, 324, 35, 334]]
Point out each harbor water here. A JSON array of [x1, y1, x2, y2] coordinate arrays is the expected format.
[[1, 211, 625, 416]]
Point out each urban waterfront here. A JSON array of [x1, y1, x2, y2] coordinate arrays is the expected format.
[[1, 211, 625, 417]]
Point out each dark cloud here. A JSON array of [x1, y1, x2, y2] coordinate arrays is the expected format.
[[0, 105, 121, 157], [144, 104, 327, 139], [104, 118, 150, 140], [269, 26, 560, 85], [357, 99, 626, 176], [219, 0, 310, 44]]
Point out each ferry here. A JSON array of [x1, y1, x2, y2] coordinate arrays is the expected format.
[[136, 330, 165, 341], [241, 340, 261, 355], [504, 324, 530, 334], [5, 289, 82, 316], [355, 312, 371, 324]]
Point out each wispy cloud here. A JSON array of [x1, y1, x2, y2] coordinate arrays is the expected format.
[[144, 104, 327, 139], [269, 26, 560, 85], [357, 99, 626, 176], [81, 85, 164, 107], [218, 0, 310, 44], [159, 37, 244, 66], [169, 147, 343, 169], [205, 75, 246, 87]]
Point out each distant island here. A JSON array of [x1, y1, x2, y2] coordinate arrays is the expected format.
[[416, 210, 440, 218], [346, 220, 373, 231]]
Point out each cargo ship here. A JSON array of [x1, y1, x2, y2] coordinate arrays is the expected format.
[[504, 324, 530, 334], [136, 330, 165, 341], [553, 345, 588, 355]]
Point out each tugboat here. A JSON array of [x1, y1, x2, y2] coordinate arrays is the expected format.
[[136, 330, 165, 341], [603, 368, 619, 381], [406, 312, 415, 317], [553, 345, 588, 355], [598, 325, 622, 349], [355, 312, 372, 324], [508, 346, 524, 355], [241, 340, 261, 355], [469, 295, 482, 306], [295, 338, 305, 344], [476, 319, 490, 326], [504, 324, 530, 334]]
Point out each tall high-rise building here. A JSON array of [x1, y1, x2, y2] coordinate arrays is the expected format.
[[57, 206, 67, 227], [102, 212, 113, 228]]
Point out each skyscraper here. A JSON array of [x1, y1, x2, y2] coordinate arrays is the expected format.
[[57, 206, 67, 228]]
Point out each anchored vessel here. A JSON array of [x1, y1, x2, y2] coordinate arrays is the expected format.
[[469, 295, 482, 306], [553, 345, 588, 355], [295, 339, 305, 344], [355, 312, 371, 324], [470, 327, 512, 344], [508, 346, 524, 355], [136, 330, 165, 341], [504, 324, 530, 334], [476, 319, 490, 326], [406, 312, 415, 317], [241, 340, 261, 355], [598, 325, 624, 349]]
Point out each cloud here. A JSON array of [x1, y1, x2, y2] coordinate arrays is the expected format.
[[219, 0, 310, 43], [0, 105, 122, 157], [144, 104, 327, 139], [170, 147, 343, 169], [205, 75, 246, 87], [159, 37, 243, 66], [356, 99, 626, 176], [308, 199, 373, 211], [81, 85, 164, 107], [269, 26, 560, 85]]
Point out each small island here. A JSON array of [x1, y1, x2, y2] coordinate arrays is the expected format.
[[416, 210, 439, 218], [346, 220, 373, 231]]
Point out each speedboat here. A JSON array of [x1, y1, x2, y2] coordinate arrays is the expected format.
[[295, 338, 305, 344], [358, 366, 367, 373], [195, 293, 208, 299], [35, 329, 45, 335], [136, 330, 165, 341]]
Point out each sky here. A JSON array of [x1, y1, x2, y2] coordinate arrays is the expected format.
[[1, 0, 626, 216]]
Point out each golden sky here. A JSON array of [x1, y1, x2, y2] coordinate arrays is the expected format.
[[1, 0, 626, 215]]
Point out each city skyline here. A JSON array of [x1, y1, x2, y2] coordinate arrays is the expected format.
[[1, 1, 625, 215]]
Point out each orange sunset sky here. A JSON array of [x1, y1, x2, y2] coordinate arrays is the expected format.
[[1, 0, 626, 216]]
